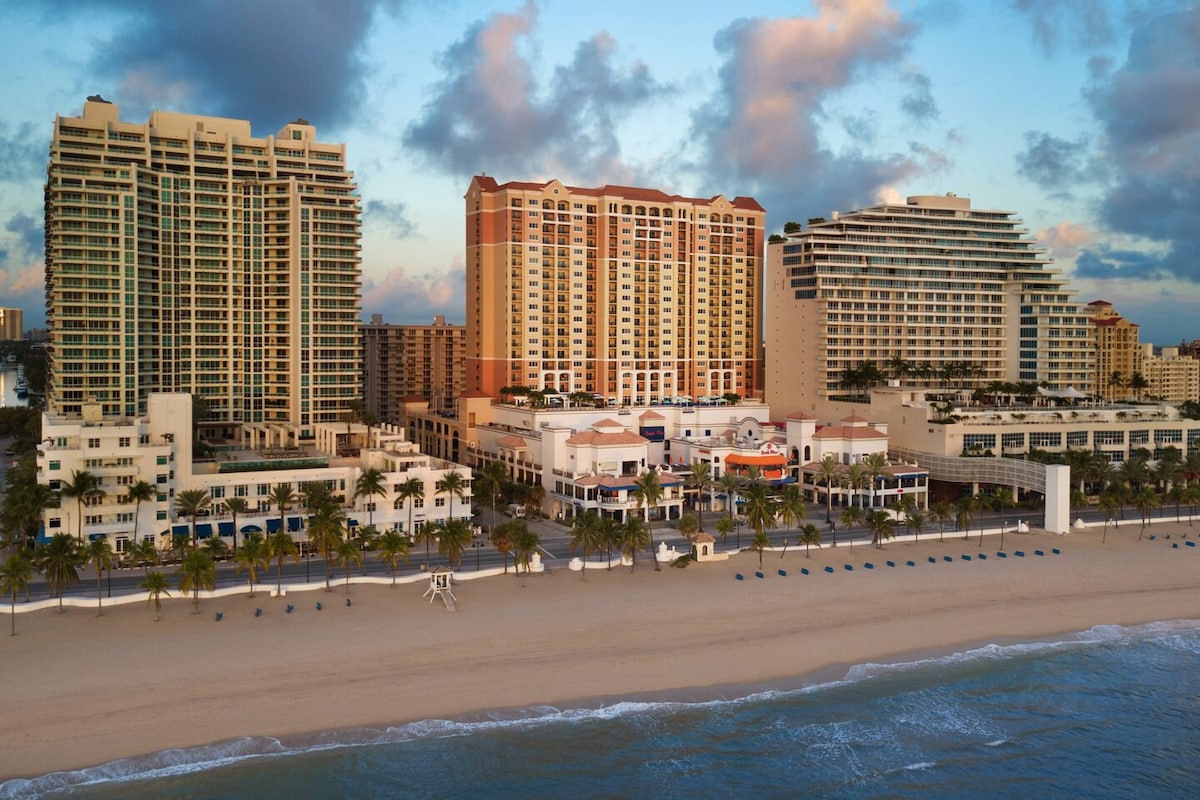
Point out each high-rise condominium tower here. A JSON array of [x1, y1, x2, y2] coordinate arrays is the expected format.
[[44, 97, 361, 438], [465, 177, 764, 404], [766, 193, 1094, 413]]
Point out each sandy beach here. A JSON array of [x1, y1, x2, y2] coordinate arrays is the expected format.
[[2, 524, 1198, 782]]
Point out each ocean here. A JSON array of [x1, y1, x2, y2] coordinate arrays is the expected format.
[[5, 620, 1198, 799]]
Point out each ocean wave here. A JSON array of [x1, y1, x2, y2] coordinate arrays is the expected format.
[[5, 619, 1197, 798]]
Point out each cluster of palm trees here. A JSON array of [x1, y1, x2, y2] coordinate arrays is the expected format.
[[1081, 447, 1200, 539], [838, 357, 988, 396], [807, 453, 895, 523]]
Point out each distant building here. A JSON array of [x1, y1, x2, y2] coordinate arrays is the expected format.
[[362, 314, 465, 424], [465, 176, 765, 405], [44, 97, 361, 439], [1140, 345, 1200, 404], [0, 307, 23, 340], [766, 194, 1094, 416], [1087, 300, 1141, 401]]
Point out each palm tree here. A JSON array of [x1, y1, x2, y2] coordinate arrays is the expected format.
[[685, 460, 714, 530], [125, 480, 157, 545], [1, 552, 33, 635], [235, 532, 269, 596], [59, 469, 104, 541], [839, 505, 862, 549], [620, 516, 651, 572], [1184, 485, 1200, 527], [776, 484, 806, 531], [741, 481, 775, 546], [354, 468, 387, 529], [514, 524, 542, 579], [716, 516, 733, 546], [335, 538, 364, 593], [203, 535, 229, 562], [174, 488, 212, 549], [569, 510, 603, 579], [1128, 371, 1149, 401], [475, 460, 511, 528], [865, 509, 896, 549], [1099, 490, 1121, 541], [441, 519, 476, 569], [268, 484, 297, 541], [85, 537, 114, 616], [930, 501, 954, 541], [395, 477, 425, 540], [177, 548, 216, 613], [223, 496, 250, 555], [375, 529, 410, 586], [862, 452, 890, 509], [129, 537, 158, 578], [632, 470, 665, 570], [490, 521, 515, 574], [957, 494, 984, 541], [678, 513, 700, 541], [140, 570, 170, 622], [752, 528, 770, 569], [844, 464, 868, 508], [798, 523, 822, 557], [906, 509, 927, 543], [35, 532, 82, 613], [1132, 486, 1159, 539], [266, 529, 299, 593], [717, 472, 743, 527], [307, 502, 346, 590], [435, 470, 468, 522]]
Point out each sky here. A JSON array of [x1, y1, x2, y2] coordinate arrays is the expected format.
[[0, 0, 1197, 346]]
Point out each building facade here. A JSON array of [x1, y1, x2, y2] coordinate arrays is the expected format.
[[44, 97, 361, 439], [1141, 345, 1200, 404], [465, 177, 765, 405], [766, 194, 1094, 415], [1087, 300, 1141, 401], [363, 314, 465, 424], [0, 307, 23, 340]]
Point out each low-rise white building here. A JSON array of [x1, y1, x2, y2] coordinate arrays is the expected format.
[[37, 394, 472, 553]]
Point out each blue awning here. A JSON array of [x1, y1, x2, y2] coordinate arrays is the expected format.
[[88, 532, 107, 541], [348, 518, 359, 528], [171, 524, 189, 536], [218, 521, 235, 537], [287, 516, 302, 532], [266, 518, 282, 533], [241, 524, 263, 533], [196, 523, 213, 539]]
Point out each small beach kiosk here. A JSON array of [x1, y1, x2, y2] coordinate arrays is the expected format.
[[691, 532, 729, 563], [423, 566, 456, 610]]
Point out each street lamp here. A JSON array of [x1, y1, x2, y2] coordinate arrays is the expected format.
[[735, 517, 742, 549], [471, 539, 485, 571], [1001, 520, 1007, 552]]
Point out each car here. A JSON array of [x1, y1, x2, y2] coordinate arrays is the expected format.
[[3, 448, 13, 457]]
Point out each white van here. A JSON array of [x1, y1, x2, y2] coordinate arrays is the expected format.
[[507, 503, 526, 518]]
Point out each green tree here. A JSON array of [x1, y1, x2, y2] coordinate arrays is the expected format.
[[203, 535, 229, 562], [235, 532, 269, 596], [375, 529, 410, 586], [35, 532, 82, 613], [266, 529, 299, 594], [513, 523, 541, 577], [174, 488, 212, 550], [335, 538, 364, 593], [129, 538, 159, 578], [307, 503, 346, 590], [632, 470, 665, 571], [436, 518, 474, 569], [717, 472, 742, 526], [85, 537, 115, 616], [0, 552, 33, 635], [741, 481, 775, 545], [838, 505, 862, 548], [930, 501, 954, 541], [620, 516, 650, 572], [797, 523, 822, 557], [490, 520, 516, 574], [395, 477, 425, 540], [685, 460, 714, 530], [1132, 486, 1159, 539], [177, 548, 216, 613], [435, 470, 468, 522], [775, 484, 806, 531], [1099, 490, 1121, 541], [223, 496, 250, 555], [124, 480, 157, 545], [570, 510, 604, 579], [1128, 371, 1149, 401], [677, 513, 700, 541], [862, 452, 890, 509], [268, 484, 297, 541], [140, 570, 170, 622], [354, 468, 387, 530], [865, 509, 896, 549], [59, 469, 104, 541], [905, 509, 927, 543], [844, 464, 867, 508], [716, 516, 733, 546], [752, 528, 770, 570], [475, 460, 511, 528]]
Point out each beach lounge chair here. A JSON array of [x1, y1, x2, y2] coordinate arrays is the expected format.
[[735, 573, 744, 581], [286, 604, 294, 613], [778, 569, 787, 577], [214, 612, 223, 622], [255, 608, 262, 617]]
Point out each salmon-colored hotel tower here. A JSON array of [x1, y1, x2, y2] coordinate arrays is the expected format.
[[465, 176, 765, 405]]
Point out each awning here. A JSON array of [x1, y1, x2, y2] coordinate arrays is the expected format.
[[725, 453, 787, 466], [267, 518, 282, 533], [195, 523, 213, 539], [88, 532, 107, 541], [171, 524, 189, 537], [218, 521, 235, 537], [287, 516, 302, 532], [348, 518, 359, 528], [241, 524, 263, 533]]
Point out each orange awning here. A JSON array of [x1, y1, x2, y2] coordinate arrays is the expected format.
[[724, 453, 787, 466]]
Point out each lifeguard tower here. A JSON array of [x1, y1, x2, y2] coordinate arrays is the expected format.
[[422, 566, 457, 610]]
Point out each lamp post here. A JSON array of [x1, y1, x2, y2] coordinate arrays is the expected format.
[[1001, 520, 1007, 552], [472, 539, 485, 571], [735, 517, 742, 549]]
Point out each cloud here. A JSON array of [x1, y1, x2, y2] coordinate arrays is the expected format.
[[899, 69, 938, 122], [362, 262, 466, 324], [1085, 7, 1200, 281], [5, 213, 43, 258], [1037, 220, 1095, 260], [42, 0, 402, 132], [365, 200, 417, 240], [0, 122, 46, 183], [1073, 245, 1171, 280], [690, 0, 927, 222], [402, 1, 668, 182], [1015, 131, 1096, 196], [1011, 0, 1116, 54]]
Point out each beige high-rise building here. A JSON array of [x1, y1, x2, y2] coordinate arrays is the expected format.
[[44, 97, 361, 439], [362, 314, 465, 423], [766, 194, 1094, 414], [465, 177, 765, 403], [1086, 300, 1141, 400], [0, 307, 23, 340], [1140, 344, 1200, 403]]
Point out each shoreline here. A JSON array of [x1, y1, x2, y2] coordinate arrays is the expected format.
[[3, 525, 1199, 784]]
